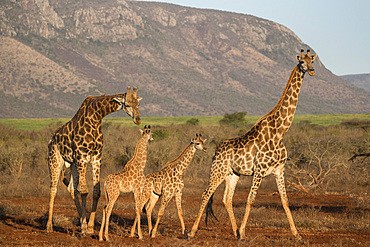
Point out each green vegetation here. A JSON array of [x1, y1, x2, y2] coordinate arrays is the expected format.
[[186, 118, 200, 125], [0, 114, 368, 131], [0, 116, 369, 197], [220, 111, 247, 128]]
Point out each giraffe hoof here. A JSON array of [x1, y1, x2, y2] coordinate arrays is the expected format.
[[184, 230, 188, 239], [86, 229, 94, 236], [296, 235, 304, 244], [236, 229, 240, 239]]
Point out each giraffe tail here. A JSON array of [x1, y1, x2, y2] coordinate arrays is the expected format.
[[205, 193, 218, 226]]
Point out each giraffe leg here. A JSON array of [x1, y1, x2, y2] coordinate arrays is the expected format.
[[72, 159, 89, 234], [151, 195, 171, 238], [131, 180, 153, 237], [189, 160, 228, 238], [146, 192, 160, 236], [87, 157, 101, 235], [222, 173, 240, 238], [47, 146, 63, 232], [239, 172, 263, 240], [132, 191, 143, 239], [98, 205, 106, 241], [175, 192, 187, 238], [71, 163, 82, 218], [274, 168, 303, 242], [102, 191, 119, 242]]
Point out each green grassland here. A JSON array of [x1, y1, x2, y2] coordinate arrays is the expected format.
[[0, 114, 369, 131]]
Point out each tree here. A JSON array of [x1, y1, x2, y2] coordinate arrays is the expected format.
[[219, 112, 247, 128]]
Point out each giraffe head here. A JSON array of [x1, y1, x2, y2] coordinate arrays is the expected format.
[[192, 133, 207, 153], [139, 125, 154, 142], [113, 86, 142, 125], [296, 49, 317, 76]]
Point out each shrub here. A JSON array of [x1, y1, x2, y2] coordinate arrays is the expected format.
[[186, 118, 200, 125], [219, 111, 247, 128]]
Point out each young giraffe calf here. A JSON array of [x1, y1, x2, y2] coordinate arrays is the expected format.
[[131, 134, 207, 238], [99, 126, 153, 241]]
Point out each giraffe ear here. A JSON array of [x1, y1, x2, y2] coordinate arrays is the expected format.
[[296, 55, 301, 61], [203, 138, 207, 143], [137, 97, 143, 102], [311, 54, 317, 62], [139, 129, 144, 134]]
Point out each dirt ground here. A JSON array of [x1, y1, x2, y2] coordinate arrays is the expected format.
[[0, 190, 368, 246]]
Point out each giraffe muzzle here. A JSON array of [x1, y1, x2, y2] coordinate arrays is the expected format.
[[133, 117, 141, 125], [308, 69, 315, 76]]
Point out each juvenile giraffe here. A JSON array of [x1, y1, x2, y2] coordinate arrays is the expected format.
[[99, 126, 153, 241], [189, 50, 317, 241], [131, 134, 207, 238], [47, 87, 142, 235]]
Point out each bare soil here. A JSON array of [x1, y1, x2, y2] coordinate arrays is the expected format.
[[0, 190, 368, 246]]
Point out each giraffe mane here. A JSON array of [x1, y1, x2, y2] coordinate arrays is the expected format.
[[161, 143, 192, 169], [255, 66, 298, 124], [124, 132, 147, 169]]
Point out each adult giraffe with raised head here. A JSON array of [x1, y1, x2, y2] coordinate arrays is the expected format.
[[189, 50, 317, 242], [47, 87, 142, 235]]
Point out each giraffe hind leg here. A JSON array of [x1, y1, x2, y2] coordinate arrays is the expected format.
[[222, 173, 240, 237], [274, 168, 303, 242], [189, 159, 230, 238], [46, 146, 64, 232], [205, 193, 218, 226]]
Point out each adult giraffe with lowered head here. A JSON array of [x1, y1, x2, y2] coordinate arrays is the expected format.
[[189, 50, 317, 242], [47, 87, 142, 235]]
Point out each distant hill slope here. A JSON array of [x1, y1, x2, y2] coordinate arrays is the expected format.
[[341, 74, 370, 92], [0, 0, 369, 118]]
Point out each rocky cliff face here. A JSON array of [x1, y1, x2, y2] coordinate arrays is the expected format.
[[0, 0, 368, 118]]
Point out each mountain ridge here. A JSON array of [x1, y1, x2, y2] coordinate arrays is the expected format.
[[0, 0, 368, 118]]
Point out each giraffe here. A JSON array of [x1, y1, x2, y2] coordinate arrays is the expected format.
[[131, 134, 207, 239], [46, 87, 142, 235], [189, 50, 317, 242], [99, 126, 153, 241]]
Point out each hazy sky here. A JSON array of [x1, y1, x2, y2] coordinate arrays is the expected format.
[[138, 0, 369, 76]]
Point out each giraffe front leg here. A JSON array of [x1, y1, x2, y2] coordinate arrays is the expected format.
[[87, 158, 101, 235], [274, 168, 303, 243], [223, 173, 240, 238], [74, 160, 89, 235], [238, 172, 263, 240], [175, 192, 187, 239]]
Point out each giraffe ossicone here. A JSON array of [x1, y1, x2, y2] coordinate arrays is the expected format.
[[47, 86, 142, 235], [189, 50, 317, 242]]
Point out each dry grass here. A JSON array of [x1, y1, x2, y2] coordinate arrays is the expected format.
[[0, 119, 369, 245]]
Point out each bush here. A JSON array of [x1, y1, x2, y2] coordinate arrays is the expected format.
[[219, 111, 247, 128], [0, 118, 368, 197], [186, 118, 200, 125]]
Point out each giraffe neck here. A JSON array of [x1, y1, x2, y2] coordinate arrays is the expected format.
[[257, 66, 304, 137], [122, 134, 148, 172], [90, 94, 124, 121], [165, 144, 197, 175], [73, 94, 124, 126]]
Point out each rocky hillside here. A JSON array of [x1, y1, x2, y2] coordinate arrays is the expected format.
[[341, 74, 370, 92], [0, 0, 369, 118]]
